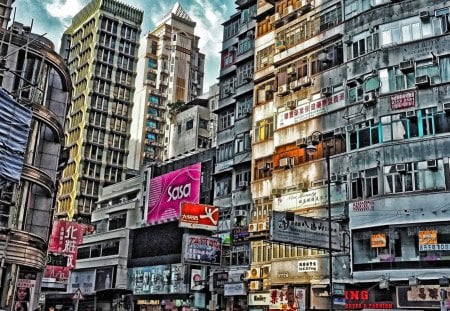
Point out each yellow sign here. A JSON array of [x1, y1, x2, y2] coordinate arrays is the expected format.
[[371, 233, 386, 248], [418, 230, 437, 245]]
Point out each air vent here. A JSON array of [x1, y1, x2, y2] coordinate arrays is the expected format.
[[345, 124, 354, 132], [427, 159, 438, 170], [239, 181, 248, 188], [396, 163, 406, 173], [278, 84, 290, 95], [321, 86, 332, 97], [419, 11, 430, 20], [296, 137, 308, 148], [399, 60, 414, 73], [415, 75, 431, 88], [363, 92, 376, 105]]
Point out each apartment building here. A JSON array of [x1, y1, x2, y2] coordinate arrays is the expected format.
[[57, 0, 143, 222], [128, 2, 205, 168], [0, 21, 72, 310], [250, 0, 450, 310], [212, 0, 257, 309]]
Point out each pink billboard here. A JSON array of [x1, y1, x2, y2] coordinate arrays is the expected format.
[[147, 163, 201, 225]]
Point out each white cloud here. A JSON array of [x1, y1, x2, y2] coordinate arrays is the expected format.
[[45, 0, 86, 21]]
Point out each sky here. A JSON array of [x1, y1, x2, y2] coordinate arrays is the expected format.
[[13, 0, 236, 90]]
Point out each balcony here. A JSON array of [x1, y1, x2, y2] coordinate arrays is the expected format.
[[145, 139, 162, 147], [31, 102, 64, 143], [21, 164, 55, 195]]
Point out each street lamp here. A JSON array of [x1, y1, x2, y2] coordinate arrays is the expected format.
[[305, 131, 333, 311]]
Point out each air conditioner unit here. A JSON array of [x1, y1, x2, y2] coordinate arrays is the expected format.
[[399, 60, 414, 73], [265, 84, 274, 92], [244, 270, 252, 280], [271, 188, 281, 197], [363, 92, 376, 105], [258, 221, 269, 231], [290, 80, 300, 91], [334, 127, 345, 136], [279, 157, 293, 168], [444, 102, 450, 113], [405, 110, 416, 118], [235, 210, 247, 217], [343, 35, 353, 45], [243, 107, 251, 115], [351, 172, 363, 180], [239, 181, 249, 188], [276, 40, 286, 51], [296, 137, 308, 148], [345, 124, 354, 132], [278, 84, 290, 95], [330, 174, 342, 183], [258, 162, 270, 171], [321, 86, 332, 97], [261, 265, 271, 278], [419, 10, 430, 20], [415, 75, 431, 87], [396, 163, 406, 173], [249, 280, 262, 290], [287, 66, 295, 75], [427, 159, 438, 170], [286, 100, 296, 110], [250, 268, 261, 279], [248, 223, 258, 232], [298, 76, 311, 87]]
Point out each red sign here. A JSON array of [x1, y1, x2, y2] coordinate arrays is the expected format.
[[345, 290, 393, 309], [390, 91, 415, 110], [179, 202, 219, 231], [44, 221, 85, 281]]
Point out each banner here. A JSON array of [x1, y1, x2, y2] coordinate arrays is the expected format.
[[179, 202, 218, 231], [182, 234, 221, 265], [370, 233, 386, 248], [419, 230, 437, 245], [147, 163, 201, 225]]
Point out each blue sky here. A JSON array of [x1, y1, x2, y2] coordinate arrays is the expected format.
[[13, 0, 236, 90]]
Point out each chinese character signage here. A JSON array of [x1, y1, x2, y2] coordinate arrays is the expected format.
[[298, 260, 318, 272], [397, 285, 450, 309], [349, 200, 374, 213], [370, 233, 386, 248], [419, 230, 437, 245], [44, 221, 85, 281], [212, 272, 228, 289], [231, 227, 249, 243], [277, 91, 346, 129], [179, 202, 219, 231], [182, 234, 221, 265], [390, 91, 415, 110], [270, 287, 301, 310], [271, 211, 340, 251], [147, 163, 201, 225]]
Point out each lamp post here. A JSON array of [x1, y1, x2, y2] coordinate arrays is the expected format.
[[305, 131, 333, 311]]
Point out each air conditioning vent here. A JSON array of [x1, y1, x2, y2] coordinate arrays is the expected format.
[[239, 181, 248, 188], [296, 137, 308, 148], [262, 265, 271, 278], [351, 172, 363, 180], [415, 75, 431, 88], [343, 35, 353, 45], [289, 80, 300, 91], [405, 110, 416, 118], [286, 100, 296, 110], [258, 162, 271, 171], [419, 11, 430, 20], [363, 92, 376, 105], [279, 157, 293, 168], [258, 221, 269, 231], [330, 174, 342, 183], [345, 124, 354, 132], [396, 163, 406, 173], [243, 107, 251, 115], [278, 84, 290, 95], [321, 86, 332, 97], [427, 159, 438, 170], [249, 280, 262, 291], [298, 76, 311, 87], [287, 66, 295, 75], [248, 223, 258, 232], [399, 60, 414, 73]]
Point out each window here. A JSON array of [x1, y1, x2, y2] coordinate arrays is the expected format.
[[318, 2, 342, 32], [254, 118, 274, 143], [216, 177, 231, 197], [416, 59, 440, 85], [186, 119, 194, 130], [349, 119, 380, 150], [199, 118, 208, 129], [344, 0, 371, 19], [235, 132, 251, 153], [217, 142, 233, 162], [230, 244, 250, 266], [347, 31, 379, 60], [235, 170, 250, 188], [219, 110, 234, 130], [237, 96, 252, 118], [109, 213, 126, 230]]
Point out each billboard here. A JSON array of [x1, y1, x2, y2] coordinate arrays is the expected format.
[[44, 221, 85, 281], [179, 202, 218, 230], [67, 270, 96, 293], [271, 211, 340, 251], [147, 163, 201, 225], [130, 263, 186, 294], [182, 234, 221, 265]]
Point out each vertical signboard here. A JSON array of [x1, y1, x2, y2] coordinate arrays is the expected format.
[[147, 163, 201, 225], [14, 270, 37, 311]]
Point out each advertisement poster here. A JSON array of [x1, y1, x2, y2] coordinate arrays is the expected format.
[[95, 267, 114, 291], [179, 202, 219, 231], [14, 270, 37, 311], [397, 285, 450, 309], [67, 270, 96, 293], [44, 221, 85, 281], [190, 268, 206, 291], [182, 234, 221, 265], [130, 264, 184, 294], [147, 163, 201, 225]]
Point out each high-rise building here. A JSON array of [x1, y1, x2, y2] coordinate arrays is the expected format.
[[128, 2, 205, 169], [57, 0, 143, 221], [211, 0, 257, 309], [250, 0, 450, 310], [0, 19, 72, 310]]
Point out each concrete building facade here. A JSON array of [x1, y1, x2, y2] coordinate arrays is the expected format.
[[128, 2, 205, 169], [249, 0, 450, 310], [57, 0, 143, 221]]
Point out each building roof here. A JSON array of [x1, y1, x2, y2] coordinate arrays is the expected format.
[[158, 2, 195, 27]]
